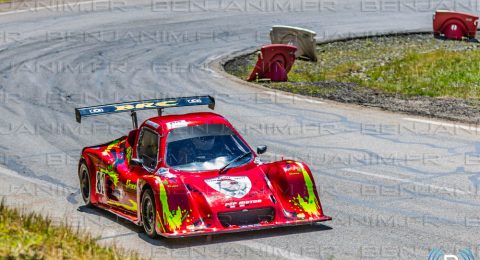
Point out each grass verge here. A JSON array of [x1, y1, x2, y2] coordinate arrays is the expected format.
[[224, 34, 480, 123], [226, 34, 480, 99], [0, 200, 142, 260]]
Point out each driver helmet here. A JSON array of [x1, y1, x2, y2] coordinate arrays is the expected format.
[[192, 135, 215, 151]]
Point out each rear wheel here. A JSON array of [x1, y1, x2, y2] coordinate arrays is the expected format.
[[141, 189, 159, 238], [79, 162, 93, 207]]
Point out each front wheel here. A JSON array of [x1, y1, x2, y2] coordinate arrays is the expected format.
[[79, 161, 93, 207], [141, 189, 159, 238]]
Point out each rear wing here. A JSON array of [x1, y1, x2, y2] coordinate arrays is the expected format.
[[75, 96, 215, 127]]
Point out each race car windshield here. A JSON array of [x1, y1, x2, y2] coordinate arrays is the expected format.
[[165, 124, 252, 171]]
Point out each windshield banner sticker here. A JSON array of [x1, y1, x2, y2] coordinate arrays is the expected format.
[[205, 176, 252, 199], [166, 120, 188, 129]]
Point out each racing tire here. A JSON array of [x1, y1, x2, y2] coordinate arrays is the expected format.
[[79, 162, 93, 208], [141, 189, 159, 238]]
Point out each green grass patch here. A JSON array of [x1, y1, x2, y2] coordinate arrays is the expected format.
[[226, 34, 480, 99], [0, 200, 143, 260]]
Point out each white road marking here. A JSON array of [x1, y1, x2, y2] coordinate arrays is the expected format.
[[345, 168, 468, 195], [236, 240, 318, 260], [403, 117, 480, 132], [0, 0, 109, 16], [263, 91, 324, 105], [204, 54, 223, 77]]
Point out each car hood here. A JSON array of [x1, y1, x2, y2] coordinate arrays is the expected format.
[[179, 164, 275, 211]]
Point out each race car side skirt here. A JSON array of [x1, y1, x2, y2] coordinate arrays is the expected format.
[[95, 202, 141, 225]]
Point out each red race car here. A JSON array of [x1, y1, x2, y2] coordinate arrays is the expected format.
[[75, 96, 331, 238]]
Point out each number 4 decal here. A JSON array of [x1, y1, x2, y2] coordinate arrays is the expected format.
[[96, 171, 105, 195]]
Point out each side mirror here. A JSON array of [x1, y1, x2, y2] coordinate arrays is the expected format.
[[257, 145, 267, 155], [130, 157, 143, 167]]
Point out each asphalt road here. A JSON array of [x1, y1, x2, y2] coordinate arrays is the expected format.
[[0, 0, 479, 259]]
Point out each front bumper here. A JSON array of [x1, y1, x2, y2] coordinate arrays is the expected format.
[[159, 215, 332, 238]]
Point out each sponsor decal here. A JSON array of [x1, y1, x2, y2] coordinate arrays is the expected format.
[[125, 180, 137, 191], [239, 199, 261, 206], [166, 120, 188, 129], [145, 120, 160, 129], [89, 108, 104, 114], [225, 199, 262, 208], [186, 98, 202, 104], [205, 176, 252, 199], [114, 100, 178, 111], [156, 168, 170, 176]]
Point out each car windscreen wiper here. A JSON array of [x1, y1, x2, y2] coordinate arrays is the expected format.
[[219, 151, 252, 174]]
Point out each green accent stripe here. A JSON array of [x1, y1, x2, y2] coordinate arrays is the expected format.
[[159, 180, 187, 232], [293, 162, 320, 216]]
